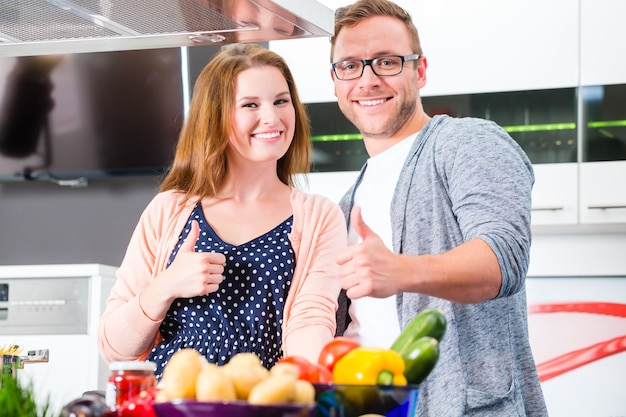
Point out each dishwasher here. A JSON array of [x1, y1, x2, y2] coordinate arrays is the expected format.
[[0, 263, 117, 414]]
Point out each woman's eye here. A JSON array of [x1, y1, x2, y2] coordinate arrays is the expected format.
[[275, 99, 290, 105], [242, 102, 258, 108]]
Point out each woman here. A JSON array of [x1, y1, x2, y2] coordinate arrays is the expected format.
[[97, 43, 346, 379]]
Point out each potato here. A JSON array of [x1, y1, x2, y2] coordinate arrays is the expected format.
[[292, 379, 315, 404], [196, 363, 237, 402], [227, 352, 263, 368], [247, 374, 297, 405], [269, 362, 300, 379], [158, 348, 207, 400], [222, 360, 269, 400]]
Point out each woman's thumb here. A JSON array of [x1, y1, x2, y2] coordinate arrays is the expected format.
[[180, 220, 200, 252]]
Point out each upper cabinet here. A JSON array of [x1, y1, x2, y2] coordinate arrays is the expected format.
[[273, 0, 626, 227], [579, 0, 626, 87], [578, 0, 626, 224], [412, 0, 579, 96]]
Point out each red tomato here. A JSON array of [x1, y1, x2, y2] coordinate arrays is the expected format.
[[277, 356, 333, 383], [314, 363, 333, 383], [317, 337, 360, 372]]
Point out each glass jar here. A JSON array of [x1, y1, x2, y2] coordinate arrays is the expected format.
[[105, 361, 156, 412]]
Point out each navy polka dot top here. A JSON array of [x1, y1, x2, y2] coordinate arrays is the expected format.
[[148, 202, 295, 380]]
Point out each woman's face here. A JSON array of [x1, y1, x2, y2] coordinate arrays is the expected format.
[[229, 65, 295, 166]]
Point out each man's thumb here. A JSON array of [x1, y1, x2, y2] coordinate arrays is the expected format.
[[180, 220, 200, 252], [350, 206, 376, 241]]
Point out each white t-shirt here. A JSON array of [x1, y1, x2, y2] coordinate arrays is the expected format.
[[344, 135, 417, 348]]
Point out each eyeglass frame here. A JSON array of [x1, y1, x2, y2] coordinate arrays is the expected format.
[[330, 54, 420, 80]]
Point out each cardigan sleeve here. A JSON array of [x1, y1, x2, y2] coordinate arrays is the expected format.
[[97, 191, 190, 362], [281, 190, 347, 363]]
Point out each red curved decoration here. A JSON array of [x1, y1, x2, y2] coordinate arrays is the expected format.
[[529, 302, 626, 382]]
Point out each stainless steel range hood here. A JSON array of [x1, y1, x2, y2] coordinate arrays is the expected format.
[[0, 0, 334, 57]]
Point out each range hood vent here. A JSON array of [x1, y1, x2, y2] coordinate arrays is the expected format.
[[0, 0, 333, 57]]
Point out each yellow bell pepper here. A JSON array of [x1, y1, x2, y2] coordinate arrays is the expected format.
[[332, 346, 407, 386]]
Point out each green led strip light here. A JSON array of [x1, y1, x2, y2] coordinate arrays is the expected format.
[[587, 120, 626, 128], [311, 133, 362, 142], [311, 120, 625, 142], [501, 123, 576, 133]]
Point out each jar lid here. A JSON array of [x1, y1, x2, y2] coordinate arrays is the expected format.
[[108, 361, 156, 372]]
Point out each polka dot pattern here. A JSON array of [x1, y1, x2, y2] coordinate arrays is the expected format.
[[147, 203, 295, 380]]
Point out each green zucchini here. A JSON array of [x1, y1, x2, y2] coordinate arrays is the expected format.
[[401, 336, 440, 385], [390, 308, 447, 355]]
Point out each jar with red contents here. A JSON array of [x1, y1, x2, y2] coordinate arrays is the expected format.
[[105, 361, 157, 414]]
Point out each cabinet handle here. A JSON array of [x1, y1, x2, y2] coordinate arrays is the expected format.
[[587, 204, 626, 210], [531, 206, 564, 211]]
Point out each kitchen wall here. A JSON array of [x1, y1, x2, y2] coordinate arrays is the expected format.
[[0, 177, 159, 266]]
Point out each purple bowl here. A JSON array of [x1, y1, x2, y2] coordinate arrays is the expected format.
[[313, 384, 419, 417], [153, 400, 314, 417]]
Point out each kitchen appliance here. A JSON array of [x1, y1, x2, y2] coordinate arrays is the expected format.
[[0, 0, 334, 57], [0, 263, 117, 414]]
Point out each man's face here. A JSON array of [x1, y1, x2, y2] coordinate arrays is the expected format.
[[331, 16, 426, 144]]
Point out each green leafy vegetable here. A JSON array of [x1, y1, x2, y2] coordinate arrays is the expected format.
[[0, 371, 60, 417]]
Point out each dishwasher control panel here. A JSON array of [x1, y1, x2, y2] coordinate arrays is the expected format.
[[0, 276, 90, 334]]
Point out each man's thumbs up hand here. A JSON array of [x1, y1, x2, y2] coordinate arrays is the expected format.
[[335, 206, 401, 300]]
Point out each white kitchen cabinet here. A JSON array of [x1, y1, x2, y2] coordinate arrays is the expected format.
[[411, 0, 579, 96], [531, 164, 579, 225], [580, 0, 626, 87], [578, 0, 626, 225], [579, 161, 626, 224]]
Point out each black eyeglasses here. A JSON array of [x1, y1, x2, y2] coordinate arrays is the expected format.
[[331, 54, 420, 80]]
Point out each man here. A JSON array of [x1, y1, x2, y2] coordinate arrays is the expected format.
[[330, 0, 548, 415]]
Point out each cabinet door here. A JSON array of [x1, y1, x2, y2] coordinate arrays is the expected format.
[[579, 161, 626, 224], [531, 163, 578, 225], [580, 0, 626, 86], [412, 0, 579, 96]]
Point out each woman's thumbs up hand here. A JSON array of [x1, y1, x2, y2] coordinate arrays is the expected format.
[[166, 220, 227, 298]]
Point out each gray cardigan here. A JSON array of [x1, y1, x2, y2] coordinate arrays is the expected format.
[[337, 115, 548, 416]]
